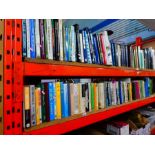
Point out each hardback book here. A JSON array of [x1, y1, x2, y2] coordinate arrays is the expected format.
[[61, 82, 69, 118], [24, 86, 31, 128], [41, 83, 46, 122], [35, 19, 41, 58], [46, 19, 53, 59], [102, 31, 112, 65], [78, 83, 82, 113], [94, 83, 99, 111], [110, 42, 116, 66], [35, 85, 42, 125], [91, 83, 95, 110], [48, 82, 55, 120], [74, 24, 81, 62], [117, 44, 121, 67], [43, 20, 48, 58], [79, 32, 84, 63], [22, 19, 27, 57], [85, 83, 89, 112], [29, 85, 36, 127], [55, 82, 61, 119], [39, 19, 46, 59], [71, 26, 76, 62], [69, 83, 74, 115], [54, 19, 59, 60], [52, 20, 55, 59], [90, 33, 97, 64], [73, 83, 79, 114], [82, 30, 87, 63], [96, 34, 103, 64], [59, 19, 63, 61], [64, 27, 69, 61], [81, 83, 86, 113], [29, 19, 36, 58], [93, 34, 100, 64], [98, 82, 105, 109], [26, 19, 30, 58]]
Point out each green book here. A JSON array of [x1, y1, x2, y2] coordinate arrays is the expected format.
[[91, 83, 94, 110], [43, 19, 48, 58], [41, 83, 46, 122], [149, 79, 153, 95]]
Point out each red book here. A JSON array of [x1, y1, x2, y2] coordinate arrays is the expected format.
[[135, 81, 140, 99], [100, 34, 107, 64]]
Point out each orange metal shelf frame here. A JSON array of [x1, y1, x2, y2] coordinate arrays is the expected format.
[[23, 95, 155, 135]]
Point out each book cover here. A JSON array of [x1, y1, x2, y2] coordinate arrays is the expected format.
[[48, 82, 55, 121], [71, 26, 76, 62], [41, 83, 46, 122], [35, 19, 41, 58], [55, 82, 61, 119], [26, 19, 30, 58], [82, 30, 87, 63], [29, 85, 36, 127], [59, 19, 63, 61], [29, 19, 36, 58], [64, 27, 69, 61], [39, 19, 46, 59], [79, 32, 84, 63], [22, 19, 27, 58], [24, 86, 30, 128], [35, 86, 42, 125]]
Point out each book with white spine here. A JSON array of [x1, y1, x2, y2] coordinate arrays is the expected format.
[[88, 83, 92, 111], [46, 19, 53, 59], [98, 82, 105, 109], [71, 26, 76, 62], [35, 19, 41, 58], [59, 19, 63, 61], [73, 83, 79, 114], [79, 33, 84, 63], [26, 19, 30, 58]]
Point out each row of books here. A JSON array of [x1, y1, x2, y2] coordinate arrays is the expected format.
[[22, 19, 112, 65], [23, 78, 155, 129], [111, 43, 155, 69]]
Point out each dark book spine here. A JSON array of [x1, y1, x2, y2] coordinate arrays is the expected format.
[[25, 110, 30, 129], [43, 19, 48, 59], [54, 19, 59, 60], [74, 24, 81, 62], [111, 42, 115, 66], [41, 83, 46, 122], [22, 19, 27, 58], [93, 34, 100, 64], [52, 20, 55, 60], [96, 34, 103, 64], [39, 19, 46, 59], [85, 83, 89, 112], [82, 30, 87, 63], [44, 83, 50, 122]]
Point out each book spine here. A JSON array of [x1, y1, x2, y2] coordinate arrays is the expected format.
[[30, 85, 36, 127], [54, 19, 59, 60], [39, 19, 46, 59], [93, 34, 100, 64], [24, 86, 30, 128], [98, 83, 105, 109], [64, 83, 69, 117], [35, 19, 41, 58], [94, 83, 99, 110], [91, 83, 95, 110], [22, 19, 27, 57], [29, 19, 36, 58], [59, 19, 63, 61], [71, 26, 76, 62], [35, 86, 42, 125], [41, 83, 46, 122], [81, 83, 86, 113], [85, 83, 89, 112], [69, 83, 74, 115], [79, 33, 84, 63], [78, 83, 82, 113], [52, 20, 55, 59], [96, 34, 103, 64], [65, 27, 69, 61], [46, 19, 53, 59], [56, 82, 61, 119], [82, 30, 87, 63], [26, 19, 30, 58], [88, 83, 92, 111], [48, 82, 55, 120], [43, 20, 48, 59]]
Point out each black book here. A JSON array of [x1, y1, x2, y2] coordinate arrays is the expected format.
[[74, 24, 81, 62], [85, 83, 89, 112], [54, 19, 59, 60], [41, 83, 46, 122], [96, 34, 103, 64]]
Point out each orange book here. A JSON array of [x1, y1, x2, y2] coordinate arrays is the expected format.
[[94, 83, 99, 111]]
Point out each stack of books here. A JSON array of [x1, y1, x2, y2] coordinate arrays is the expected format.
[[23, 77, 155, 129]]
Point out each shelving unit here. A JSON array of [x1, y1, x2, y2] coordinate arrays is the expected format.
[[1, 19, 155, 135]]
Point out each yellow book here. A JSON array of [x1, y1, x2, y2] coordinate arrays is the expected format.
[[35, 87, 41, 125], [24, 86, 30, 128], [129, 83, 132, 102], [94, 83, 99, 111], [56, 82, 61, 119]]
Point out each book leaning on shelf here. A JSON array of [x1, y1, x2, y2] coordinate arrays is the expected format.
[[23, 77, 155, 129]]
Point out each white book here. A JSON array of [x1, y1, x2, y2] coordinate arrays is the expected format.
[[26, 19, 30, 58], [35, 19, 41, 58], [117, 44, 121, 66], [46, 19, 53, 59], [137, 46, 141, 68], [59, 19, 63, 61], [98, 83, 105, 109], [81, 83, 86, 113], [88, 83, 92, 111], [79, 33, 84, 63], [71, 26, 76, 62], [151, 48, 155, 69], [73, 83, 79, 114], [102, 31, 112, 65]]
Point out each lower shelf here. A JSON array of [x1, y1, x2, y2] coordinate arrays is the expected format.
[[23, 95, 155, 135]]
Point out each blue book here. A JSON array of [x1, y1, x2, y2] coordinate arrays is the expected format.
[[119, 81, 123, 104], [110, 42, 115, 66], [65, 27, 69, 61], [93, 34, 100, 64], [84, 29, 92, 64], [29, 19, 36, 58], [61, 82, 69, 118], [48, 83, 55, 121], [67, 83, 71, 116], [145, 78, 149, 97], [82, 30, 87, 63], [22, 19, 27, 57]]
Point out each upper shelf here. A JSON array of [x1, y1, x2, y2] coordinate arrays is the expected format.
[[23, 58, 155, 77]]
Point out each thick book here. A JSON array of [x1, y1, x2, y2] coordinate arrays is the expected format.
[[100, 34, 107, 65], [26, 19, 30, 58], [29, 85, 36, 127], [73, 83, 79, 114], [81, 83, 86, 113], [48, 82, 55, 120], [24, 86, 31, 128], [35, 19, 41, 58], [29, 19, 36, 58], [61, 82, 69, 118], [98, 83, 105, 109], [39, 19, 46, 59], [96, 34, 103, 64], [35, 86, 42, 125], [55, 82, 61, 119], [22, 19, 27, 57], [93, 34, 100, 64]]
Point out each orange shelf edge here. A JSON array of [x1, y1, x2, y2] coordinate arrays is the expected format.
[[23, 95, 155, 135]]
